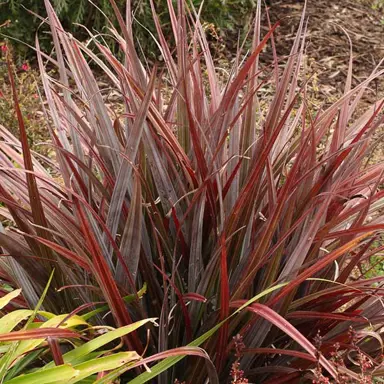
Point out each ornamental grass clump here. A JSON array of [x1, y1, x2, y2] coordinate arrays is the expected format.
[[0, 0, 383, 382]]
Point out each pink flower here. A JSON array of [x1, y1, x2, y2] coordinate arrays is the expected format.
[[0, 45, 7, 53], [21, 63, 30, 71]]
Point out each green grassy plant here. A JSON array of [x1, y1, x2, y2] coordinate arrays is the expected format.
[[0, 0, 384, 382], [0, 278, 159, 383]]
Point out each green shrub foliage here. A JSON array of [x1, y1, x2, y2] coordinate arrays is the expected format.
[[1, 0, 256, 60]]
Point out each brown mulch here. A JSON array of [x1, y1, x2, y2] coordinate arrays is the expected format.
[[262, 0, 384, 100], [252, 0, 384, 163]]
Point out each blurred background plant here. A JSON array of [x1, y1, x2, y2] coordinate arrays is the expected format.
[[371, 0, 384, 24], [372, 0, 384, 10], [1, 0, 256, 62]]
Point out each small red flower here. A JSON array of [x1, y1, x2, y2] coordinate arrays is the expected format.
[[0, 45, 7, 53], [21, 63, 30, 71]]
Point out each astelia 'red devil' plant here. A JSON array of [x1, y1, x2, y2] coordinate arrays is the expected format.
[[0, 0, 384, 382]]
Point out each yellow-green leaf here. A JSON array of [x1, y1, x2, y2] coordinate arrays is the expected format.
[[6, 365, 78, 384], [43, 318, 156, 370], [67, 352, 140, 384], [0, 290, 21, 311], [0, 310, 33, 334]]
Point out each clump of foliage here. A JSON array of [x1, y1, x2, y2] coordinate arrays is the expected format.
[[0, 0, 384, 383], [1, 0, 256, 61], [1, 0, 126, 60]]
